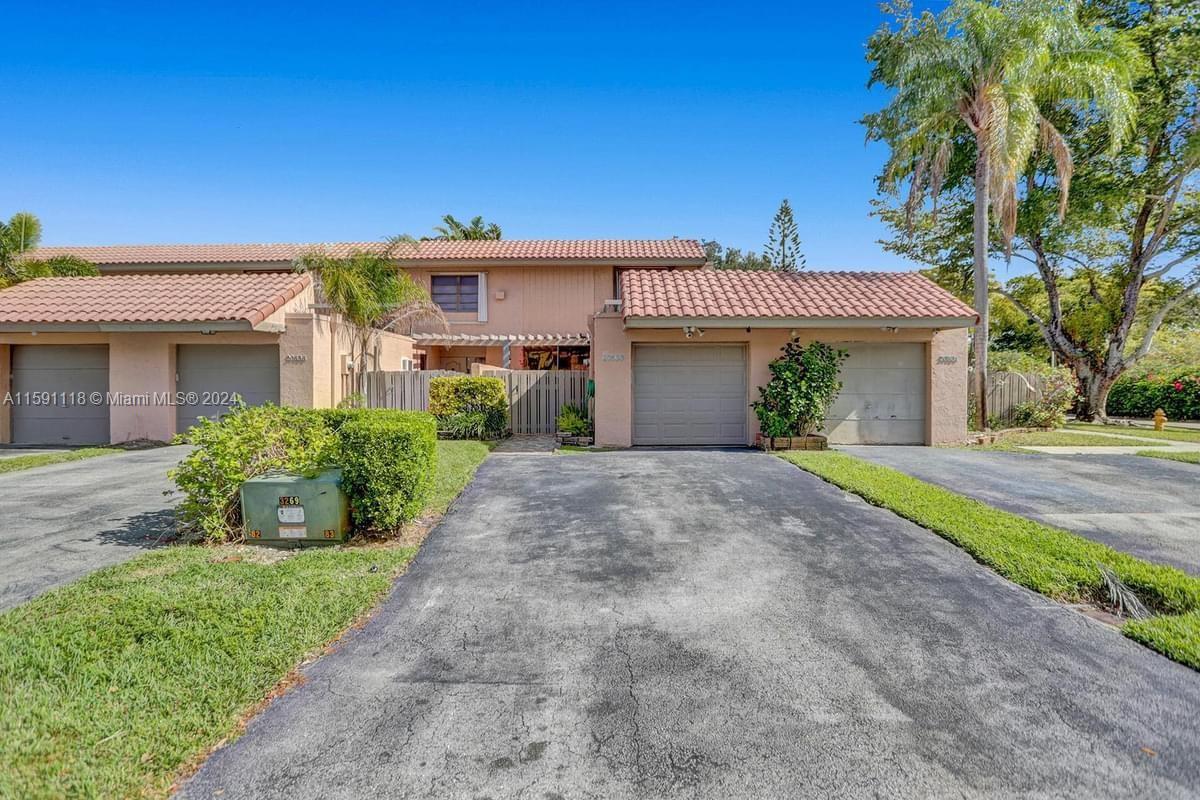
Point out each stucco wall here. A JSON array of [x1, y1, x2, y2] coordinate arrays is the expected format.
[[592, 315, 970, 448], [0, 344, 9, 443], [405, 265, 615, 336]]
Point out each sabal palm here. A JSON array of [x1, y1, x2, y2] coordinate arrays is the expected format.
[[294, 236, 445, 372], [431, 214, 502, 241], [864, 0, 1138, 426]]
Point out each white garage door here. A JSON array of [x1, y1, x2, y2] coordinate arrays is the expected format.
[[176, 345, 280, 433], [823, 343, 926, 444], [633, 345, 747, 446], [10, 345, 110, 445]]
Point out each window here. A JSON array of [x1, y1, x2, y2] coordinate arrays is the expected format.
[[431, 274, 479, 313]]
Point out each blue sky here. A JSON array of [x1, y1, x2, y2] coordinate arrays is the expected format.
[[2, 1, 924, 269]]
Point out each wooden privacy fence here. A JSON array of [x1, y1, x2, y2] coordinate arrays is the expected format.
[[354, 369, 589, 434], [984, 371, 1046, 425]]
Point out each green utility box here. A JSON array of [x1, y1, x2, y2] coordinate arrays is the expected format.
[[240, 469, 351, 548]]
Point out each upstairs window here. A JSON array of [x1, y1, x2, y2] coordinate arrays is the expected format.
[[431, 274, 479, 313]]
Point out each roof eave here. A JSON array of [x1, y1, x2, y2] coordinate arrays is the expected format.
[[622, 315, 979, 329], [0, 320, 264, 333]]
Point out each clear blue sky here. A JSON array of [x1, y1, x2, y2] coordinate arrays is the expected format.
[[2, 1, 929, 270]]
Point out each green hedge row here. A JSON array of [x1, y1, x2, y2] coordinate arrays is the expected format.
[[170, 404, 437, 542], [1107, 369, 1200, 420]]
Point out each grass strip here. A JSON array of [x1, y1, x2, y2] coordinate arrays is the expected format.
[[1067, 422, 1200, 444], [0, 447, 123, 475], [0, 438, 492, 799], [778, 450, 1200, 671], [1137, 449, 1200, 465], [979, 430, 1166, 450]]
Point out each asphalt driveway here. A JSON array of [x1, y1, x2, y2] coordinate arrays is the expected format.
[[848, 446, 1200, 576], [182, 449, 1200, 799], [0, 446, 186, 610]]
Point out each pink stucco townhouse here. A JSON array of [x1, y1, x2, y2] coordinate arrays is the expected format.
[[0, 239, 976, 447]]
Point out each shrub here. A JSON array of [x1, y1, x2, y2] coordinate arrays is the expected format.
[[556, 404, 591, 436], [1107, 368, 1200, 420], [752, 340, 848, 438], [338, 411, 437, 531], [170, 404, 339, 542], [429, 376, 509, 437], [440, 411, 487, 439], [1008, 367, 1077, 428]]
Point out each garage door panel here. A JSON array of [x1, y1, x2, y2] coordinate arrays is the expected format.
[[633, 345, 747, 446], [826, 418, 925, 445], [176, 345, 280, 432], [11, 345, 110, 445], [821, 343, 927, 444]]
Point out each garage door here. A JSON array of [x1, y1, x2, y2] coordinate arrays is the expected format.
[[823, 343, 926, 444], [10, 345, 110, 445], [633, 345, 746, 445], [176, 345, 280, 432]]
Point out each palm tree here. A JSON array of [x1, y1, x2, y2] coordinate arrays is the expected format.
[[294, 236, 445, 375], [864, 0, 1138, 427], [0, 211, 98, 287], [430, 214, 502, 241]]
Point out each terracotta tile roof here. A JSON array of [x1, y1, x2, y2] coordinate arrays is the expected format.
[[0, 272, 310, 329], [410, 332, 591, 346], [25, 239, 706, 265], [621, 269, 978, 322]]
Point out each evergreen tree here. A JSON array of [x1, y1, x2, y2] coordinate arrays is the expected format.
[[764, 199, 805, 272]]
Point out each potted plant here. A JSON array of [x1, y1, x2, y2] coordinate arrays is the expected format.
[[556, 404, 593, 446], [751, 340, 848, 451]]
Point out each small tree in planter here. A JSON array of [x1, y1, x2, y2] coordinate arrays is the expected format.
[[752, 340, 848, 450]]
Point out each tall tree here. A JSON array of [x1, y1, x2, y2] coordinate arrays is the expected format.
[[0, 211, 97, 287], [992, 0, 1200, 419], [294, 236, 445, 374], [764, 199, 805, 272], [429, 214, 502, 241], [864, 0, 1138, 427]]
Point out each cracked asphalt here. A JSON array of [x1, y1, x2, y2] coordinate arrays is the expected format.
[[180, 449, 1200, 799]]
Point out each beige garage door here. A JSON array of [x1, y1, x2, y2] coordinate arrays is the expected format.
[[176, 345, 280, 433], [823, 342, 926, 444], [633, 345, 747, 446], [10, 345, 110, 445]]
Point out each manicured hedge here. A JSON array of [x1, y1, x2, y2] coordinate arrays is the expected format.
[[171, 405, 438, 541], [337, 411, 438, 532], [428, 376, 509, 437], [1107, 369, 1200, 420]]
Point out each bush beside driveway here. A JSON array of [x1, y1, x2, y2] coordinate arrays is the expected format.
[[0, 439, 492, 800]]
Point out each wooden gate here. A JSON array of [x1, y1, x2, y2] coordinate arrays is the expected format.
[[356, 369, 588, 433], [498, 370, 589, 434]]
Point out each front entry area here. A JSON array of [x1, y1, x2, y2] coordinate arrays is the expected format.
[[632, 344, 747, 446]]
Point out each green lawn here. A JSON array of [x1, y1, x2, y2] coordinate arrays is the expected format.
[[980, 430, 1163, 450], [1067, 422, 1200, 444], [0, 447, 122, 475], [778, 450, 1200, 672], [1137, 449, 1200, 465], [0, 438, 492, 800]]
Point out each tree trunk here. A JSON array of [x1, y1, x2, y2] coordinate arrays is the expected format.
[[1076, 370, 1116, 423], [972, 141, 991, 429]]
